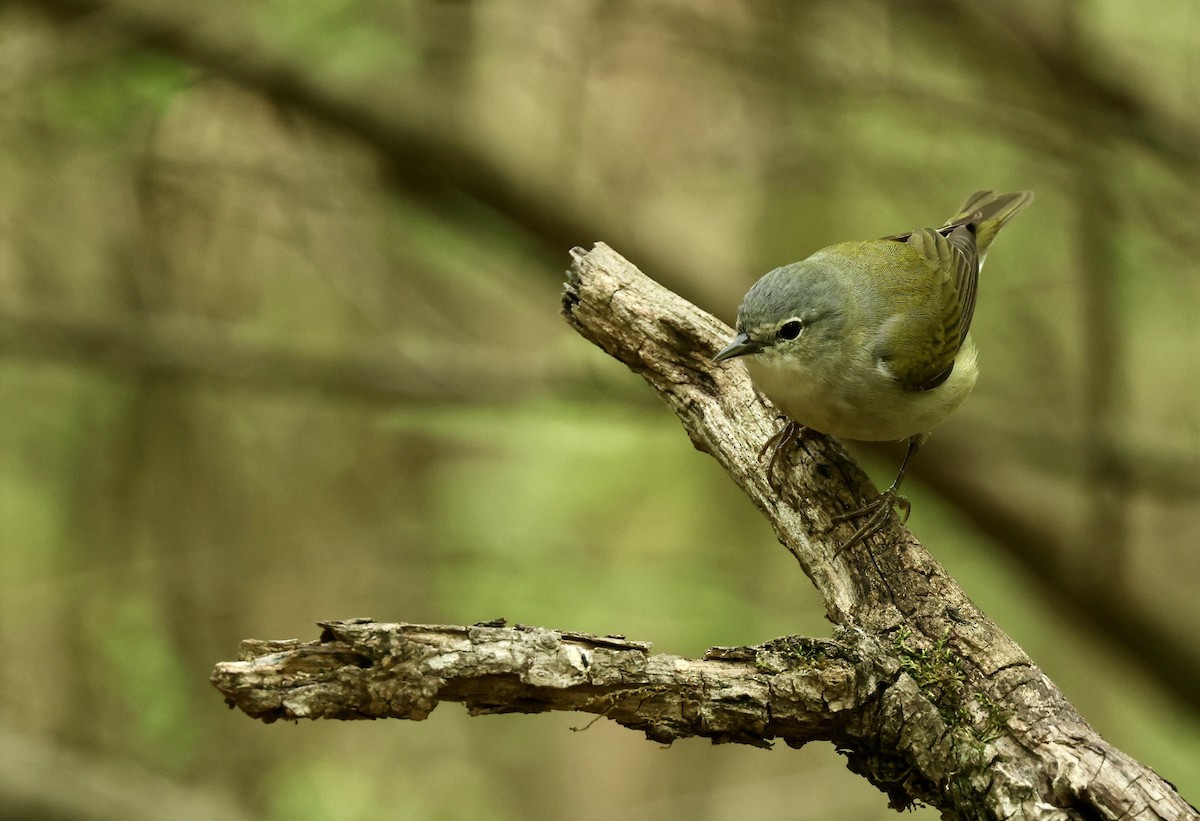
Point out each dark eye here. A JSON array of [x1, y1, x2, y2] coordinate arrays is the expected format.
[[777, 320, 803, 341]]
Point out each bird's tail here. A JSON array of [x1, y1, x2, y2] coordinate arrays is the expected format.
[[944, 190, 1034, 257]]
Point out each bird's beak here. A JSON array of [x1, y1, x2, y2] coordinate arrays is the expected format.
[[712, 332, 763, 363]]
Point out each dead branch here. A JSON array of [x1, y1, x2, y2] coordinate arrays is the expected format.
[[212, 244, 1197, 819], [212, 619, 882, 748]]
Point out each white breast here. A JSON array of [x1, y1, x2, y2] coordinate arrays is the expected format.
[[744, 339, 979, 442]]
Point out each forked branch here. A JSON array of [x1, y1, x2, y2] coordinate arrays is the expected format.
[[212, 244, 1196, 820]]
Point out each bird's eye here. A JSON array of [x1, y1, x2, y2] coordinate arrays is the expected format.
[[777, 320, 803, 341]]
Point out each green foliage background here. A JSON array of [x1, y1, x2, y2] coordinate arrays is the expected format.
[[0, 1, 1198, 818]]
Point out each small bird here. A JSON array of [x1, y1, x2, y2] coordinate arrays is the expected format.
[[713, 190, 1033, 547]]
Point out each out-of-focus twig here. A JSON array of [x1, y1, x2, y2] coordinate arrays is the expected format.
[[15, 0, 695, 296], [0, 309, 596, 405]]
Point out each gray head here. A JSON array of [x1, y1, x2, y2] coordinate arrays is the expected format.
[[712, 260, 846, 364]]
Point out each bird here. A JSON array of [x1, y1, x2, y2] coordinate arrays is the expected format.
[[712, 190, 1033, 548]]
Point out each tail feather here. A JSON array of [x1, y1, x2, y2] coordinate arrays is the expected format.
[[945, 190, 1034, 256]]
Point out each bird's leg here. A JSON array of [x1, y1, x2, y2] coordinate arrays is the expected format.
[[758, 419, 805, 490], [832, 435, 923, 553]]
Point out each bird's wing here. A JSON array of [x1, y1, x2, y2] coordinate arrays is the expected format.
[[878, 190, 1030, 391], [879, 225, 978, 392]]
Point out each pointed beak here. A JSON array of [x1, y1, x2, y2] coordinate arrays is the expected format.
[[712, 332, 763, 363]]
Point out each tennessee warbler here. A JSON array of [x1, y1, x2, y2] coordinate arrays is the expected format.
[[713, 190, 1033, 547]]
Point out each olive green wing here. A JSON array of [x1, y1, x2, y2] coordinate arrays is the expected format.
[[879, 190, 1032, 391], [882, 226, 977, 392]]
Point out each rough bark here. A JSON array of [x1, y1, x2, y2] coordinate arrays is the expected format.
[[213, 243, 1196, 819]]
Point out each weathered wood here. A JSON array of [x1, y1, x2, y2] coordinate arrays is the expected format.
[[213, 619, 882, 747], [212, 244, 1197, 819]]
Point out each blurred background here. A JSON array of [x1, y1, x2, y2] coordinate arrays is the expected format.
[[1, 1, 1198, 818]]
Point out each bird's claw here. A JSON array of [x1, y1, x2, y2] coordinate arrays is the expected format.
[[831, 487, 908, 555], [758, 420, 805, 490]]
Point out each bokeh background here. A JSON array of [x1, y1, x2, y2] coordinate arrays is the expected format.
[[2, 1, 1198, 819]]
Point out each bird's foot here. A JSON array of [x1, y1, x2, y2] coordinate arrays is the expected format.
[[758, 420, 805, 490], [831, 487, 911, 555]]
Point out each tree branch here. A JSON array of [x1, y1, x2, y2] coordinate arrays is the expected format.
[[213, 244, 1197, 819], [212, 619, 881, 749], [0, 309, 589, 406], [19, 0, 689, 293]]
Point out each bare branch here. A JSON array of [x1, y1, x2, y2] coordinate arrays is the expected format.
[[213, 244, 1197, 819], [19, 0, 689, 291], [0, 310, 586, 406], [211, 619, 880, 749]]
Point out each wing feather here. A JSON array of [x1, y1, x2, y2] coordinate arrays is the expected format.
[[879, 191, 1030, 392]]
